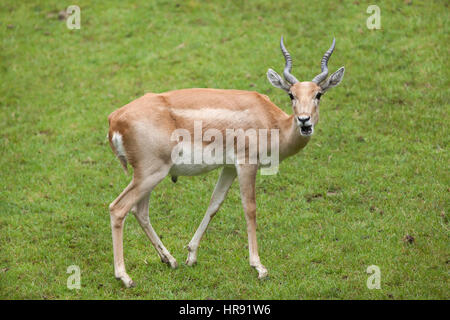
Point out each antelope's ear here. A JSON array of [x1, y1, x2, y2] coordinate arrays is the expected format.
[[320, 67, 345, 92], [267, 69, 290, 92]]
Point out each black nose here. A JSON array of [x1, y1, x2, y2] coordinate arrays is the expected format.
[[298, 116, 310, 123]]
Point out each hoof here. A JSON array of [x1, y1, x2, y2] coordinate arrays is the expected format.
[[116, 275, 135, 288], [169, 259, 178, 269], [186, 249, 197, 266], [253, 265, 269, 280], [185, 258, 197, 267], [258, 272, 269, 280], [161, 256, 178, 269]]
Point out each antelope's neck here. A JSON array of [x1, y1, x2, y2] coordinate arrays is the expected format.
[[278, 115, 311, 161]]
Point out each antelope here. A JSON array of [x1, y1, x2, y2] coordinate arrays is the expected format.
[[107, 37, 344, 287]]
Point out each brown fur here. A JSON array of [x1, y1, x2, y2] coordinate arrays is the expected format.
[[108, 87, 321, 172]]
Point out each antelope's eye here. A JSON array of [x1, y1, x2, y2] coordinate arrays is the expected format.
[[315, 92, 322, 100], [288, 93, 294, 100]]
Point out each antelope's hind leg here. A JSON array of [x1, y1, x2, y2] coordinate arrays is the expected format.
[[109, 165, 170, 288], [133, 192, 178, 269], [186, 167, 237, 266]]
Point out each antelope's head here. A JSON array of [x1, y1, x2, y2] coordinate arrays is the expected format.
[[267, 37, 345, 137]]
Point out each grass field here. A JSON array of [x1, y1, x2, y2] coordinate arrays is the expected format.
[[0, 0, 448, 299]]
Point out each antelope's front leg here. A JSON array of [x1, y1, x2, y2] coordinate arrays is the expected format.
[[236, 164, 268, 279]]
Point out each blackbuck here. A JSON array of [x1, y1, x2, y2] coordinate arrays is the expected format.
[[108, 37, 344, 287]]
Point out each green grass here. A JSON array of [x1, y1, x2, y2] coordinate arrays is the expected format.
[[0, 0, 448, 299]]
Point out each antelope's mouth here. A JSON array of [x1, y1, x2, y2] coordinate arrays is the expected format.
[[300, 125, 313, 136]]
